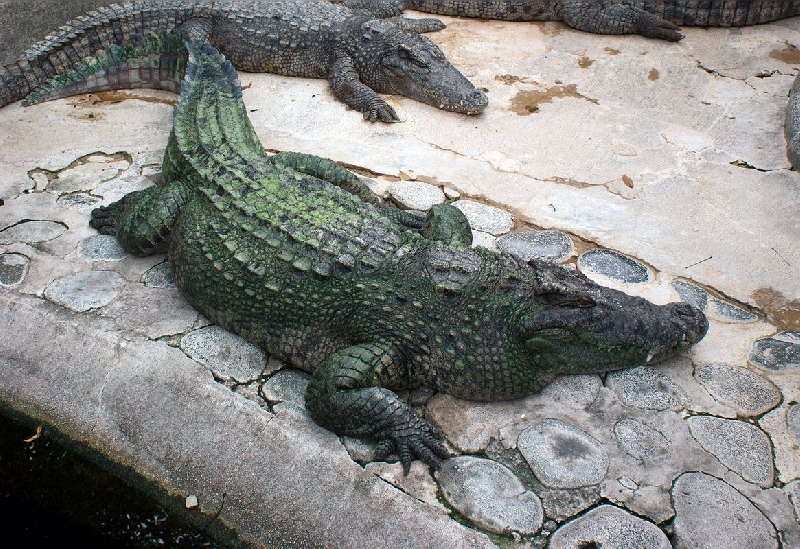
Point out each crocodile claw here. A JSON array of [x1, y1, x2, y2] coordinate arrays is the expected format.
[[363, 98, 399, 122], [635, 9, 684, 41], [376, 415, 450, 474]]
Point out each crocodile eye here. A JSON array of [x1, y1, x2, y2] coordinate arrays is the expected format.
[[528, 328, 576, 342], [535, 291, 596, 308], [397, 44, 429, 68]]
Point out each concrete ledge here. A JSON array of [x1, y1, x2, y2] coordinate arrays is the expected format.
[[0, 290, 493, 548]]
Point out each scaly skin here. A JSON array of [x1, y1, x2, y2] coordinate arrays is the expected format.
[[90, 40, 708, 472], [0, 0, 487, 121], [399, 0, 800, 41]]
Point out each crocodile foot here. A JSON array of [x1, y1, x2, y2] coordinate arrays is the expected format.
[[373, 409, 450, 473], [89, 195, 131, 236]]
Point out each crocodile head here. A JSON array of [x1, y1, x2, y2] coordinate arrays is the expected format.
[[513, 261, 709, 377], [357, 20, 488, 115]]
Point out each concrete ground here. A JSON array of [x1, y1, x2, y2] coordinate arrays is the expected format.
[[1, 4, 800, 549]]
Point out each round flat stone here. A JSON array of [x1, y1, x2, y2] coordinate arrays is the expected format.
[[518, 418, 608, 489], [388, 181, 444, 210], [0, 253, 29, 286], [613, 418, 671, 463], [78, 234, 128, 260], [470, 230, 496, 250], [707, 298, 758, 323], [686, 416, 773, 487], [539, 374, 602, 410], [437, 456, 543, 535], [262, 368, 310, 408], [577, 249, 650, 283], [0, 220, 67, 244], [496, 230, 573, 262], [451, 200, 513, 236], [787, 481, 800, 522], [749, 332, 800, 371], [788, 404, 800, 446], [672, 472, 778, 549], [57, 193, 101, 209], [548, 504, 670, 549], [605, 366, 684, 410], [671, 280, 709, 311], [694, 364, 780, 416], [143, 262, 176, 287], [43, 270, 125, 312], [180, 325, 268, 383]]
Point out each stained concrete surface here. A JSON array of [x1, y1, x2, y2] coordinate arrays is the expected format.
[[1, 4, 800, 549]]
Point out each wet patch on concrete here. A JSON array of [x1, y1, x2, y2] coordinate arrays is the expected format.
[[509, 84, 598, 115], [769, 42, 800, 64], [494, 74, 537, 85], [752, 288, 800, 332]]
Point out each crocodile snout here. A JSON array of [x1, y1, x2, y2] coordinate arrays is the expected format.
[[463, 89, 488, 114], [667, 301, 709, 345]]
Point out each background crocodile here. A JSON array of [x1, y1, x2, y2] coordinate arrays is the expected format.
[[89, 37, 708, 472], [0, 0, 487, 121], [396, 0, 800, 41]]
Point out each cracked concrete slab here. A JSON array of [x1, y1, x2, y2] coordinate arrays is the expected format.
[[1, 5, 800, 549]]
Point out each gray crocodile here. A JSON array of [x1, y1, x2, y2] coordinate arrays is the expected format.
[[398, 0, 800, 41], [89, 37, 708, 472], [0, 0, 487, 121]]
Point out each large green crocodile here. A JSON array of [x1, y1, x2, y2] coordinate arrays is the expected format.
[[89, 38, 708, 471], [0, 0, 487, 121], [398, 0, 800, 41]]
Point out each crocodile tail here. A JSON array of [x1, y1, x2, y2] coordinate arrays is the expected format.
[[620, 0, 800, 26], [169, 41, 266, 179], [20, 31, 189, 106], [0, 0, 211, 108]]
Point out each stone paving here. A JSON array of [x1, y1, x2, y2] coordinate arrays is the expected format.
[[1, 7, 800, 549]]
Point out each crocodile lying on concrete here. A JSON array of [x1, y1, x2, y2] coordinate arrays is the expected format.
[[89, 38, 708, 472], [0, 0, 487, 121], [396, 0, 800, 41]]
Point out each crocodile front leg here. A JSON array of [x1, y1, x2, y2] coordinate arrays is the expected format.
[[558, 0, 683, 41], [305, 343, 450, 473], [89, 182, 190, 256], [329, 53, 400, 122]]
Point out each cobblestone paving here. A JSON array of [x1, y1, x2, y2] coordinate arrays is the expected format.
[[2, 162, 798, 546]]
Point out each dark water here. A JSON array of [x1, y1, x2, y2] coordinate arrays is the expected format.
[[0, 414, 227, 548]]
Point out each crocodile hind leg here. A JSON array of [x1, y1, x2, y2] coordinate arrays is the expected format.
[[89, 182, 190, 256], [270, 151, 380, 205], [305, 343, 450, 473], [559, 0, 683, 41]]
